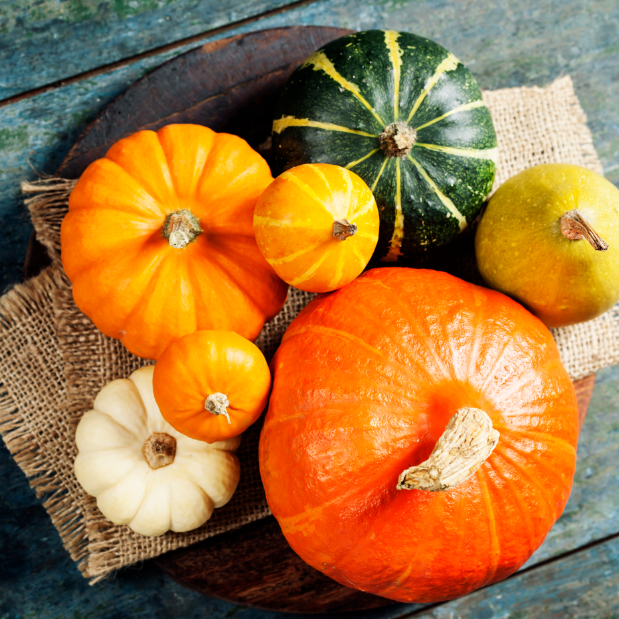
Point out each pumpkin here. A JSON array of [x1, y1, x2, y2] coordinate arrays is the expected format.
[[74, 366, 240, 536], [271, 30, 497, 263], [259, 268, 579, 603], [61, 124, 288, 360], [476, 163, 619, 327], [153, 330, 271, 443], [253, 163, 379, 292]]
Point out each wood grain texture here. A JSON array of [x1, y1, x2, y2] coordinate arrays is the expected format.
[[157, 517, 393, 614], [56, 26, 351, 179], [2, 0, 619, 289], [0, 0, 303, 100], [411, 535, 619, 619]]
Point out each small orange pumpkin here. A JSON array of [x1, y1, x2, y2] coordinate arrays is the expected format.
[[153, 330, 271, 443], [260, 268, 579, 603], [61, 124, 288, 359], [253, 163, 379, 292]]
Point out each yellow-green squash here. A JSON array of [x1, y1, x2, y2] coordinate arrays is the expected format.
[[476, 163, 619, 327]]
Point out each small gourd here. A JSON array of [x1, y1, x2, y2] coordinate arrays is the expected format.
[[476, 163, 619, 327], [254, 164, 379, 292], [153, 330, 271, 443], [74, 366, 240, 536]]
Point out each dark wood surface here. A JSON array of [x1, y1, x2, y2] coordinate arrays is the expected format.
[[55, 26, 352, 179]]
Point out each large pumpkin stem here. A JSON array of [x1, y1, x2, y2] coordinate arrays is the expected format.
[[143, 432, 177, 469], [333, 218, 358, 241], [163, 209, 203, 249], [397, 408, 499, 492], [205, 392, 232, 425], [379, 122, 417, 158], [560, 209, 608, 251]]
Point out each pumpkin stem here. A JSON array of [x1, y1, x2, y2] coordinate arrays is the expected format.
[[205, 392, 232, 425], [560, 209, 608, 251], [397, 408, 499, 492], [379, 122, 417, 158], [143, 432, 177, 469], [163, 209, 203, 249], [333, 218, 358, 241]]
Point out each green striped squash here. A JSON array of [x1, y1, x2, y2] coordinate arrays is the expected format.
[[272, 30, 498, 263]]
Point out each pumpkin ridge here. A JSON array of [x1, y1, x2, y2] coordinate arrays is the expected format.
[[301, 50, 386, 126], [415, 142, 499, 161], [384, 30, 403, 121], [345, 148, 380, 171], [493, 426, 577, 458], [497, 439, 576, 489], [405, 53, 460, 124], [476, 467, 502, 585], [370, 156, 391, 191], [413, 99, 486, 131], [407, 154, 467, 230], [282, 323, 440, 385], [484, 457, 537, 565], [367, 277, 453, 379], [490, 447, 559, 521], [201, 248, 273, 319], [383, 158, 404, 262], [272, 116, 377, 138], [287, 252, 330, 288]]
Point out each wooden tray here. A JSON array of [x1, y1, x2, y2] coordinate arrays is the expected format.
[[24, 25, 597, 615]]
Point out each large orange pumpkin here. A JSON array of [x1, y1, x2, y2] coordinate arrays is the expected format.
[[61, 124, 288, 359], [259, 268, 579, 603]]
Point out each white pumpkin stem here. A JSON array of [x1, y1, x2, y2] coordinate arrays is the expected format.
[[143, 432, 177, 469], [205, 392, 232, 425], [560, 209, 608, 251], [379, 122, 417, 158], [163, 209, 203, 248], [397, 407, 499, 492], [333, 218, 358, 241]]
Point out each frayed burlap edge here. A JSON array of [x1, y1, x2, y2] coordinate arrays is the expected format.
[[0, 267, 90, 573]]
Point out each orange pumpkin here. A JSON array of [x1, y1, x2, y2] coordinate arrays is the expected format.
[[61, 124, 288, 359], [153, 330, 271, 443], [253, 163, 379, 292], [259, 268, 579, 603]]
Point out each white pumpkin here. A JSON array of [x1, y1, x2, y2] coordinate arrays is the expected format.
[[74, 365, 241, 536]]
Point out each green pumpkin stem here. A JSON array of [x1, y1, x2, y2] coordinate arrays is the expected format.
[[396, 408, 499, 492], [163, 209, 203, 249], [379, 122, 417, 158], [560, 210, 608, 251], [333, 219, 358, 241]]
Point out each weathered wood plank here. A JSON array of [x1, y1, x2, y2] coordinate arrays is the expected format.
[[409, 537, 619, 619], [0, 0, 303, 100], [2, 0, 619, 290]]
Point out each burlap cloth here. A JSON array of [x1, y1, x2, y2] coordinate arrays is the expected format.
[[1, 75, 618, 583]]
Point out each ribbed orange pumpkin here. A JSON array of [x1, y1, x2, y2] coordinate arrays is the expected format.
[[259, 268, 579, 603], [153, 330, 271, 443], [254, 164, 379, 292], [61, 124, 288, 359]]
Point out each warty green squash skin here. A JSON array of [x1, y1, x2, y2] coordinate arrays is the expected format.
[[272, 30, 498, 263]]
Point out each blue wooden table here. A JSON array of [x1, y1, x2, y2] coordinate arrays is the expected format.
[[1, 1, 619, 617]]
